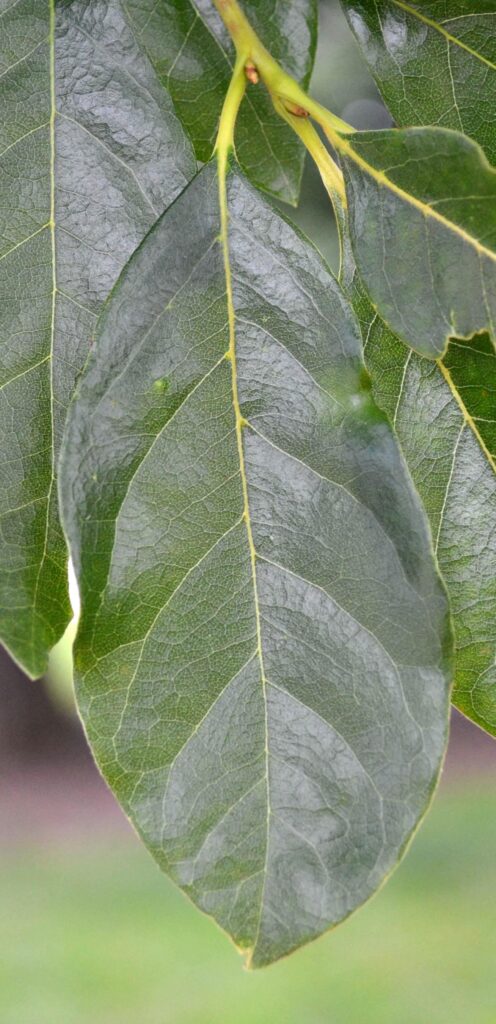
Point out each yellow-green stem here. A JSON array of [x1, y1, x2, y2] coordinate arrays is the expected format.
[[214, 50, 248, 165], [212, 0, 352, 278], [272, 96, 346, 207], [212, 0, 353, 137], [213, 0, 354, 282]]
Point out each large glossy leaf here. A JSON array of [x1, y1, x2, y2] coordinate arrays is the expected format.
[[340, 1, 496, 164], [124, 0, 317, 204], [61, 161, 451, 966], [337, 126, 496, 358], [0, 0, 195, 675], [354, 280, 496, 735]]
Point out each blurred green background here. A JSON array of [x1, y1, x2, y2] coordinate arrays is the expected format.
[[1, 3, 496, 1022], [1, 780, 496, 1024], [0, 782, 495, 1024]]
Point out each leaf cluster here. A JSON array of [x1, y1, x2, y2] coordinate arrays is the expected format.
[[1, 0, 494, 966]]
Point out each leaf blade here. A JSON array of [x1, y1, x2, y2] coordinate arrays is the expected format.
[[340, 0, 496, 164], [0, 0, 195, 675], [336, 12, 496, 732], [354, 277, 496, 735], [338, 126, 496, 358], [61, 162, 452, 965]]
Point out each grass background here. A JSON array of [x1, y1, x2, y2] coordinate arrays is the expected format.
[[2, 782, 495, 1024]]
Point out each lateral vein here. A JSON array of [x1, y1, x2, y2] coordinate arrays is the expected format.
[[390, 0, 496, 71], [335, 133, 496, 265], [437, 358, 496, 473]]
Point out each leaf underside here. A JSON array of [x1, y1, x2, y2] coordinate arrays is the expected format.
[[340, 1, 496, 166], [339, 127, 496, 359], [124, 0, 318, 204], [0, 0, 194, 675], [61, 162, 451, 966]]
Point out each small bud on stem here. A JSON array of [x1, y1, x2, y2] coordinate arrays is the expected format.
[[282, 99, 309, 118], [245, 62, 259, 85]]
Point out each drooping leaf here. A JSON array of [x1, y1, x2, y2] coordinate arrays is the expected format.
[[124, 0, 317, 204], [340, 1, 496, 164], [354, 280, 496, 735], [60, 160, 451, 966], [0, 0, 195, 676], [336, 126, 496, 358], [332, 5, 496, 733]]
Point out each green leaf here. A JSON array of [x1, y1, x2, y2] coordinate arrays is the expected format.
[[340, 1, 496, 164], [124, 0, 318, 204], [336, 2, 496, 733], [354, 280, 496, 735], [0, 0, 195, 676], [61, 160, 451, 966], [337, 126, 496, 358]]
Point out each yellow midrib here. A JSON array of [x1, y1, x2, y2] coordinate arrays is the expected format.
[[216, 150, 271, 963], [332, 131, 496, 264], [437, 358, 496, 474], [391, 0, 496, 73]]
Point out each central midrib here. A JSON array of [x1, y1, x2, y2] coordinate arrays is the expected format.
[[216, 153, 271, 960]]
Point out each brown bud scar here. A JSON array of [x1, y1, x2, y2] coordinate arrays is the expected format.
[[283, 100, 309, 118], [245, 62, 259, 85]]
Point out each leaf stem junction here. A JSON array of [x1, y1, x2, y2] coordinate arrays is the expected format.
[[212, 0, 349, 214]]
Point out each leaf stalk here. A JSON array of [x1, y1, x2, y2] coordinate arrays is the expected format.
[[212, 0, 350, 262], [272, 95, 346, 207], [214, 50, 249, 166], [212, 0, 353, 139]]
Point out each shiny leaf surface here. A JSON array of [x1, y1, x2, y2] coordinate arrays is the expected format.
[[61, 161, 451, 966], [354, 279, 496, 735], [125, 0, 317, 203], [333, 21, 496, 734], [340, 1, 496, 164], [0, 0, 195, 675], [338, 126, 496, 358]]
